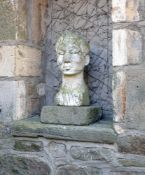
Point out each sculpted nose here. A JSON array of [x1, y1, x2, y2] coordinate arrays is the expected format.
[[64, 53, 70, 63]]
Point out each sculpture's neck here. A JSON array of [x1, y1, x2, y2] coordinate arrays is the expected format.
[[62, 72, 85, 88]]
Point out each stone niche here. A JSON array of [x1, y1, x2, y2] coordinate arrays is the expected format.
[[43, 0, 112, 117]]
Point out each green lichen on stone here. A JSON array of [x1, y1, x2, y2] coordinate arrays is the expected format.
[[14, 140, 43, 152]]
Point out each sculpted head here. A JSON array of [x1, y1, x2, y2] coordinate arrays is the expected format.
[[56, 32, 90, 75]]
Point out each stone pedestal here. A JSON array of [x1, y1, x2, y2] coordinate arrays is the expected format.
[[40, 106, 102, 125]]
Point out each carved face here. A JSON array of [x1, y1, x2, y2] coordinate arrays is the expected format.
[[57, 42, 89, 75]]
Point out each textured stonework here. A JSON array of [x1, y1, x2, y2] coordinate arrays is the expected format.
[[0, 80, 40, 122], [31, 0, 48, 44], [0, 154, 51, 175], [113, 65, 145, 129], [0, 0, 27, 40], [0, 81, 26, 122], [0, 46, 15, 77], [41, 106, 101, 125], [44, 0, 112, 116], [113, 71, 126, 122], [113, 29, 142, 66], [117, 132, 145, 155], [112, 0, 145, 22], [125, 66, 145, 130], [0, 45, 41, 77], [15, 45, 42, 76]]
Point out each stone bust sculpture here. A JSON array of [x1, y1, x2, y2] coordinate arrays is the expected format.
[[55, 32, 90, 106]]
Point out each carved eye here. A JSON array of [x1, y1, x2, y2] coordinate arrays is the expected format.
[[69, 49, 80, 54], [58, 50, 65, 55]]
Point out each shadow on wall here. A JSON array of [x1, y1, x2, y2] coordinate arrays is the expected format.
[[42, 0, 113, 118]]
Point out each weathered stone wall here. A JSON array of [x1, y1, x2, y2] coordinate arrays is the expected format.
[[43, 0, 112, 117], [1, 0, 145, 175], [0, 0, 48, 122], [112, 0, 145, 174]]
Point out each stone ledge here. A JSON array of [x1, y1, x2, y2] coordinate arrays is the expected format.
[[12, 116, 117, 144]]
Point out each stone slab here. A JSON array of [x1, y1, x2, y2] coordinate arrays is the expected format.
[[41, 106, 102, 125], [12, 116, 116, 144]]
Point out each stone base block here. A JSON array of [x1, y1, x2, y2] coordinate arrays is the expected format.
[[40, 106, 102, 125]]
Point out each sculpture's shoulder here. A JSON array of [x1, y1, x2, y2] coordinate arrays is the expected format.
[[55, 84, 89, 106]]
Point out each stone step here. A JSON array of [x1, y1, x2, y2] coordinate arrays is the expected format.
[[12, 116, 117, 144]]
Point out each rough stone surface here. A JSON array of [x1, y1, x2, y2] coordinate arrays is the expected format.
[[14, 139, 43, 152], [70, 146, 116, 163], [113, 66, 145, 130], [48, 141, 67, 158], [15, 45, 41, 76], [0, 154, 51, 175], [113, 29, 142, 66], [31, 0, 48, 44], [0, 79, 41, 122], [25, 78, 41, 116], [113, 70, 126, 122], [41, 106, 102, 125], [0, 46, 15, 77], [55, 165, 88, 175], [0, 0, 28, 40], [0, 81, 26, 122], [118, 153, 145, 167], [117, 132, 145, 155], [125, 66, 145, 130], [0, 0, 47, 42], [111, 171, 145, 175], [0, 124, 12, 139], [112, 0, 145, 22], [12, 116, 116, 144], [0, 45, 41, 77], [44, 0, 112, 116]]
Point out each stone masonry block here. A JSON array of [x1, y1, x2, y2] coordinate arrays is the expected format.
[[113, 71, 126, 122], [113, 66, 145, 130], [25, 79, 41, 115], [31, 0, 48, 44], [41, 106, 102, 125], [113, 29, 142, 66], [15, 45, 41, 76], [112, 0, 145, 22], [0, 0, 28, 40], [0, 45, 41, 77], [117, 132, 145, 155], [0, 80, 40, 122], [125, 66, 145, 130], [0, 154, 51, 175], [14, 139, 43, 152], [0, 46, 15, 76], [0, 81, 26, 122]]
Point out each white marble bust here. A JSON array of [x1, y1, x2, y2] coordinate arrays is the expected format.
[[55, 32, 90, 106]]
